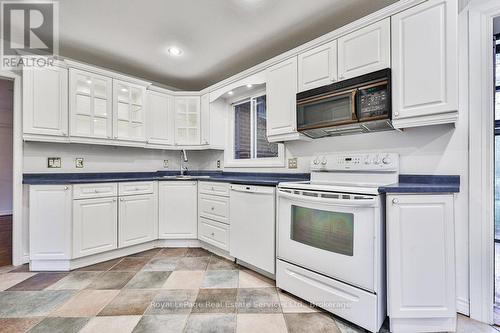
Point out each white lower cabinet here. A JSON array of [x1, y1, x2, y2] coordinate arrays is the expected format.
[[118, 193, 157, 248], [73, 197, 118, 258], [159, 181, 198, 239], [199, 217, 229, 251], [29, 185, 72, 261], [386, 194, 456, 333]]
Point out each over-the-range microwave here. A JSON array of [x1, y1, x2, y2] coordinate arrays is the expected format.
[[296, 68, 392, 138]]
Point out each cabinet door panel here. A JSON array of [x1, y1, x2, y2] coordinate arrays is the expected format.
[[113, 80, 147, 142], [298, 41, 337, 92], [159, 182, 198, 239], [23, 66, 68, 137], [119, 194, 157, 248], [146, 90, 174, 145], [391, 0, 458, 121], [73, 197, 117, 258], [266, 57, 298, 138], [174, 96, 200, 145], [338, 18, 390, 80], [386, 194, 455, 319]]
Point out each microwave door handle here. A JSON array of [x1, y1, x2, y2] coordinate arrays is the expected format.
[[277, 189, 377, 207], [351, 89, 358, 121]]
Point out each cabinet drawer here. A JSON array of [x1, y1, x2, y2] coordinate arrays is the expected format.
[[119, 181, 155, 196], [199, 194, 229, 224], [199, 217, 229, 251], [73, 183, 118, 199], [198, 181, 230, 197]]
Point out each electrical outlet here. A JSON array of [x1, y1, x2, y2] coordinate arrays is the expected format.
[[163, 160, 169, 168], [47, 157, 61, 168], [288, 158, 298, 169], [216, 160, 221, 169], [75, 158, 84, 168]]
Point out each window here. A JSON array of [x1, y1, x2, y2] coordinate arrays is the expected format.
[[227, 93, 284, 167]]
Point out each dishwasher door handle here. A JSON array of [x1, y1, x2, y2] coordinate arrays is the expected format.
[[230, 185, 275, 195]]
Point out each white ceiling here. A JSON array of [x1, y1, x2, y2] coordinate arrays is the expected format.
[[59, 0, 397, 90]]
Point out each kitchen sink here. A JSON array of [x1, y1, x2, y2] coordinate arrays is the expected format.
[[161, 175, 211, 180]]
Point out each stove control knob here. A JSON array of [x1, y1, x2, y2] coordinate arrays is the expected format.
[[321, 158, 328, 165], [313, 158, 319, 165], [373, 158, 380, 165], [382, 156, 392, 165]]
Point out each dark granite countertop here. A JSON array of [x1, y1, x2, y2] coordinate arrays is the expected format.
[[23, 171, 310, 187], [378, 175, 460, 194]]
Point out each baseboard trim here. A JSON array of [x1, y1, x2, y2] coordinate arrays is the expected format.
[[456, 297, 470, 316]]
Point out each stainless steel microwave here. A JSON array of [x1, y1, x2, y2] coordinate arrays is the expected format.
[[296, 68, 392, 138]]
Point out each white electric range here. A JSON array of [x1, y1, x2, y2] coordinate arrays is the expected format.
[[276, 152, 399, 333]]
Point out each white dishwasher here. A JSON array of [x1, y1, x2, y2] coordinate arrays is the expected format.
[[229, 184, 276, 275]]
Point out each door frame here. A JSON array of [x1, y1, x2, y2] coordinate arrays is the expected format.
[[468, 0, 500, 324], [0, 70, 23, 266]]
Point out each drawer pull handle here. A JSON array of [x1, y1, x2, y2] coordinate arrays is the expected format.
[[211, 232, 215, 236], [120, 198, 124, 202], [211, 207, 215, 211]]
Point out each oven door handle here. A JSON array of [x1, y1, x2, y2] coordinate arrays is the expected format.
[[277, 189, 378, 207]]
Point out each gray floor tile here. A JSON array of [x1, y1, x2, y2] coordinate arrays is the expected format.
[[143, 257, 179, 271], [0, 290, 76, 318], [186, 248, 212, 257], [236, 288, 281, 313], [124, 271, 171, 289], [176, 257, 209, 271], [207, 257, 239, 271], [192, 288, 237, 313], [284, 313, 341, 333], [46, 271, 101, 290], [7, 272, 68, 291], [86, 271, 136, 290], [146, 289, 198, 314], [28, 317, 89, 333], [202, 270, 238, 289], [185, 314, 236, 333], [98, 289, 157, 316], [132, 315, 188, 333]]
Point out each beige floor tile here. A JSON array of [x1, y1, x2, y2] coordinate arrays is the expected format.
[[79, 315, 141, 333], [237, 314, 287, 333], [163, 271, 205, 290], [238, 270, 274, 289], [0, 273, 36, 291], [0, 318, 43, 333], [50, 289, 119, 317], [457, 314, 499, 333], [0, 266, 16, 274], [278, 290, 318, 313]]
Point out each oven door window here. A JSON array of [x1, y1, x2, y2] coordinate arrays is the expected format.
[[290, 205, 354, 256]]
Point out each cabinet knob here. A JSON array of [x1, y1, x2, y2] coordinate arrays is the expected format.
[[211, 232, 215, 236], [394, 112, 399, 117], [120, 198, 124, 201], [64, 186, 69, 190], [392, 198, 399, 204], [339, 75, 345, 80], [113, 198, 117, 202], [211, 206, 215, 211]]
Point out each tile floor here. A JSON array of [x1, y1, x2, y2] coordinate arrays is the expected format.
[[0, 247, 496, 333]]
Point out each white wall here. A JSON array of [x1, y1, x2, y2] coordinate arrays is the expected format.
[[0, 79, 13, 215]]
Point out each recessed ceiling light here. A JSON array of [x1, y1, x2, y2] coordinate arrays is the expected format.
[[86, 79, 92, 84], [246, 84, 253, 88], [228, 91, 234, 95], [167, 47, 182, 56], [121, 88, 128, 92]]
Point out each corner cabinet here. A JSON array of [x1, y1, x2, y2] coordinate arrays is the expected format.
[[146, 90, 174, 146], [174, 96, 201, 145], [297, 40, 338, 92], [391, 0, 458, 128], [69, 68, 113, 140], [386, 194, 456, 333], [23, 66, 69, 141], [113, 80, 147, 142], [158, 181, 198, 239], [266, 57, 305, 142]]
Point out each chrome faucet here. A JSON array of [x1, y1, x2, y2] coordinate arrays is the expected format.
[[180, 149, 188, 175]]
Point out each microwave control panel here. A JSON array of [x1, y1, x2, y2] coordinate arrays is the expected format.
[[311, 153, 399, 171]]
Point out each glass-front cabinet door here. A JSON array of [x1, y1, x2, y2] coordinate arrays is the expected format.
[[113, 80, 147, 142], [174, 96, 200, 145], [69, 69, 113, 139]]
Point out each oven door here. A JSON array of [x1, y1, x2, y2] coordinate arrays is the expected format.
[[277, 188, 380, 292]]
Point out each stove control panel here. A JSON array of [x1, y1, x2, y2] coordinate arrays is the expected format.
[[311, 153, 399, 171]]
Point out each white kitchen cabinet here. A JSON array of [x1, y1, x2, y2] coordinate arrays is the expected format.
[[297, 40, 338, 92], [69, 68, 113, 140], [391, 0, 458, 128], [200, 93, 210, 145], [73, 197, 118, 258], [337, 18, 390, 80], [174, 96, 201, 145], [29, 185, 72, 261], [158, 181, 198, 239], [146, 90, 174, 146], [118, 193, 157, 248], [386, 194, 456, 333], [113, 80, 147, 142], [23, 65, 68, 140], [266, 57, 301, 142]]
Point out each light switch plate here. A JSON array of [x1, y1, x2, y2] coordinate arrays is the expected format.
[[163, 160, 169, 168], [288, 158, 298, 169], [75, 158, 84, 168], [47, 157, 61, 168]]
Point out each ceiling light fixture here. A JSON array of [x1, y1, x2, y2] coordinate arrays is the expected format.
[[121, 88, 128, 92], [228, 91, 234, 95], [246, 84, 253, 88], [167, 47, 182, 56]]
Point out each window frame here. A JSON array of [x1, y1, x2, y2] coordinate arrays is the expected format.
[[225, 90, 285, 168]]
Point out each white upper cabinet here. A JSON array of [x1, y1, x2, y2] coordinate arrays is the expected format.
[[69, 68, 113, 140], [298, 40, 338, 92], [23, 66, 68, 138], [174, 96, 201, 145], [391, 0, 458, 128], [113, 80, 147, 142], [200, 93, 210, 145], [266, 57, 300, 142], [338, 18, 390, 80], [146, 90, 174, 146]]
